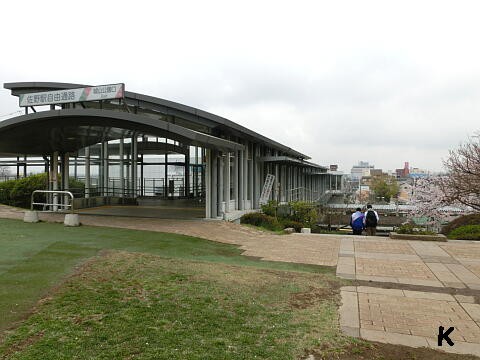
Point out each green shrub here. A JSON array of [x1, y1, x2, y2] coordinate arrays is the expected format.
[[240, 212, 282, 231], [280, 220, 303, 232], [0, 173, 85, 209], [289, 201, 318, 226], [442, 214, 480, 235], [448, 225, 480, 240], [261, 200, 278, 217], [9, 173, 49, 208], [0, 179, 16, 205], [396, 223, 436, 235]]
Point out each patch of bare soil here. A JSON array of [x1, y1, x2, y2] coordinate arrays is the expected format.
[[290, 285, 338, 309], [307, 341, 479, 360], [0, 331, 44, 360]]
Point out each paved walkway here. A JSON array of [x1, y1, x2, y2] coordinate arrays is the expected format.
[[336, 237, 480, 356], [337, 237, 480, 289], [3, 205, 480, 356]]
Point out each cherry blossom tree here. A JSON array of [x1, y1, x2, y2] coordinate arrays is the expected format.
[[441, 133, 480, 211], [409, 177, 463, 232]]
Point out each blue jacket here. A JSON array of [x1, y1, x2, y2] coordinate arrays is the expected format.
[[350, 211, 365, 231]]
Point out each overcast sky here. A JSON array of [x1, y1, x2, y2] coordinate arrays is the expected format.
[[1, 0, 479, 172]]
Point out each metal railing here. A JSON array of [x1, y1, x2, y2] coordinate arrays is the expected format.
[[31, 190, 75, 212], [287, 187, 320, 203]]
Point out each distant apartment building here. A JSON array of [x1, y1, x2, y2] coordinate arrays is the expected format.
[[350, 161, 374, 180], [397, 179, 413, 203], [370, 169, 384, 177], [395, 162, 410, 178]]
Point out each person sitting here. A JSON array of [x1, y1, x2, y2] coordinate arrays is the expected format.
[[350, 207, 365, 235], [363, 204, 379, 236]]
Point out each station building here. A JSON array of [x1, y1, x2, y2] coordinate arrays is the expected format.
[[0, 82, 342, 219]]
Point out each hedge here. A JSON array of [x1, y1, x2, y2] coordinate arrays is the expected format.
[[442, 214, 480, 235], [0, 173, 85, 209], [448, 225, 480, 240], [240, 212, 283, 232]]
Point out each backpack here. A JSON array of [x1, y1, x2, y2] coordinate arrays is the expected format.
[[365, 210, 378, 227]]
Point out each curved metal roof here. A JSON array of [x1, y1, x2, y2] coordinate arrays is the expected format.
[[0, 108, 244, 155], [4, 82, 310, 160]]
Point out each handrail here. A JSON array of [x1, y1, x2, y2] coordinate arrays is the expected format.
[[31, 190, 75, 213]]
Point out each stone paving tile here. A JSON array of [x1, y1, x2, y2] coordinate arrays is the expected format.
[[356, 257, 438, 280], [339, 238, 354, 256], [408, 241, 451, 257], [425, 262, 463, 288], [463, 262, 480, 279], [446, 264, 480, 288], [456, 295, 476, 304], [354, 240, 416, 255], [336, 256, 355, 279], [441, 243, 480, 261], [355, 252, 420, 261], [339, 289, 360, 337], [341, 286, 480, 356]]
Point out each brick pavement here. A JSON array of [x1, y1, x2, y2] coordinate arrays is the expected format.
[[341, 286, 480, 356]]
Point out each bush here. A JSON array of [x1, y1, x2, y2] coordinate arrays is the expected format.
[[249, 201, 319, 232], [442, 214, 480, 235], [240, 212, 282, 231], [0, 173, 85, 209], [261, 200, 278, 217], [0, 179, 16, 205], [448, 225, 480, 240], [289, 201, 318, 226], [10, 173, 49, 208], [396, 223, 436, 235], [280, 220, 303, 232]]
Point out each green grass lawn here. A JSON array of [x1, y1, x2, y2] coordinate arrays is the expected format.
[[0, 218, 336, 333], [0, 218, 357, 359], [0, 251, 350, 360]]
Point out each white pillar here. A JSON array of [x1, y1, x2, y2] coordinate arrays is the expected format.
[[103, 141, 109, 196], [232, 151, 238, 210], [224, 152, 231, 213], [119, 137, 124, 198], [85, 147, 90, 198], [238, 149, 244, 210], [63, 153, 70, 206], [52, 152, 58, 211], [218, 152, 224, 215], [211, 150, 218, 218], [205, 149, 212, 218], [248, 144, 254, 208], [132, 135, 138, 197], [243, 141, 248, 209]]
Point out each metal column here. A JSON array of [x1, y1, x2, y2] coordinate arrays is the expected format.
[[232, 150, 238, 210], [224, 151, 231, 214], [218, 152, 224, 215], [131, 135, 138, 197], [211, 150, 218, 218], [52, 152, 58, 211], [119, 138, 124, 197], [205, 149, 211, 218], [243, 141, 248, 209], [103, 141, 109, 196], [238, 149, 244, 210], [85, 147, 90, 198]]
